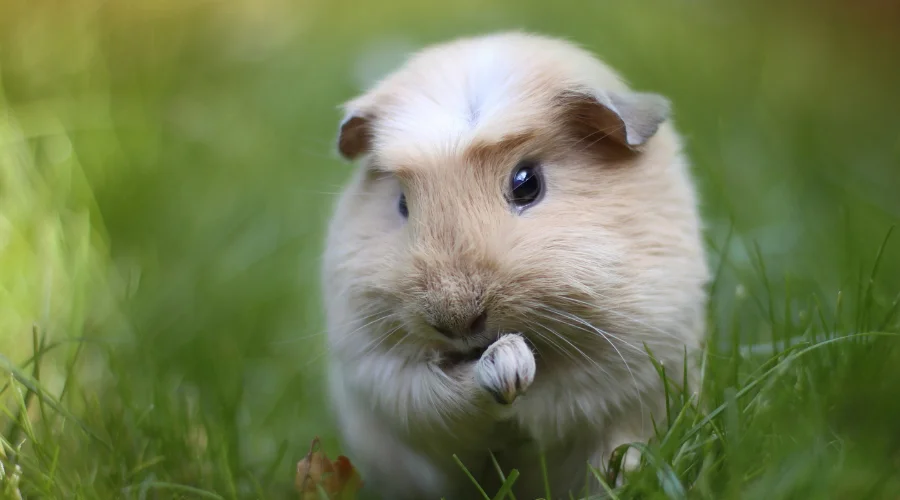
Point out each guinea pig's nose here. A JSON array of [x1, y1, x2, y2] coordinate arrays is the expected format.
[[430, 311, 488, 338]]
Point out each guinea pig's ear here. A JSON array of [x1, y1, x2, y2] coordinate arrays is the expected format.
[[562, 89, 671, 151], [336, 104, 374, 160]]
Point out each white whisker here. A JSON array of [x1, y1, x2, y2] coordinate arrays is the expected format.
[[526, 317, 613, 381], [538, 305, 648, 432], [556, 294, 681, 342], [302, 310, 397, 366]]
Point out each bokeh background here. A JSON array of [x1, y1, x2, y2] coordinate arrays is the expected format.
[[1, 0, 899, 497]]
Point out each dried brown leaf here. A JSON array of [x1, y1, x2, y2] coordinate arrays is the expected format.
[[295, 437, 363, 500]]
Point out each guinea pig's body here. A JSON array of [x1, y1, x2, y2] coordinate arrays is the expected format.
[[321, 32, 708, 499]]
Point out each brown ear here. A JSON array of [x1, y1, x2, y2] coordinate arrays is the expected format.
[[562, 88, 671, 153], [337, 108, 374, 160]]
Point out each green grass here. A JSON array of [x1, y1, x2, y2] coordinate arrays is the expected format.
[[1, 0, 899, 498]]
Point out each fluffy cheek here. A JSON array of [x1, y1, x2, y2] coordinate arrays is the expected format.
[[498, 226, 629, 327], [329, 224, 409, 326]]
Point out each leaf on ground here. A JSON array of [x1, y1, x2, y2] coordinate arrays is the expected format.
[[296, 437, 363, 500]]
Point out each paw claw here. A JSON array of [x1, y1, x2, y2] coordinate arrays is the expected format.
[[475, 333, 535, 405]]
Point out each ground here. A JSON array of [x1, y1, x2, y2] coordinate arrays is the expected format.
[[1, 0, 899, 498]]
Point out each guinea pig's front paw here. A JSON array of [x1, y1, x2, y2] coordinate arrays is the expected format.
[[475, 333, 536, 405]]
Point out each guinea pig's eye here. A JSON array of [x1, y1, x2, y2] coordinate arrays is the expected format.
[[509, 160, 544, 210], [398, 193, 409, 218]]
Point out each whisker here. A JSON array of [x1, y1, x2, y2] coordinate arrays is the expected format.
[[537, 305, 648, 432], [556, 295, 682, 342], [526, 318, 614, 381], [382, 327, 414, 358], [269, 310, 393, 346], [543, 307, 646, 357], [521, 319, 573, 363], [300, 310, 397, 366], [355, 322, 406, 360]]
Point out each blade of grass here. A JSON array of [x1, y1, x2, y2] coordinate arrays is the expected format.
[[55, 337, 87, 405], [660, 393, 698, 449], [0, 353, 111, 450], [0, 338, 97, 399], [588, 465, 620, 500], [6, 326, 45, 448], [540, 452, 551, 500], [128, 456, 166, 478], [752, 241, 779, 355], [8, 376, 36, 448], [878, 291, 900, 331], [783, 275, 793, 347], [489, 451, 517, 500], [216, 439, 239, 500], [707, 220, 735, 300], [45, 443, 61, 494], [452, 454, 491, 500], [682, 346, 690, 410], [627, 443, 686, 500], [491, 469, 520, 500], [860, 225, 894, 331], [684, 331, 900, 442]]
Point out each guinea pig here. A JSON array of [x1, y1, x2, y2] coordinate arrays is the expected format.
[[321, 31, 709, 500]]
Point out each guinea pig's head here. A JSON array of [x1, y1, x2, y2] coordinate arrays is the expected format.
[[324, 33, 708, 361]]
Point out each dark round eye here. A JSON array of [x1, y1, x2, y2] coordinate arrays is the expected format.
[[509, 161, 543, 210], [398, 193, 409, 218]]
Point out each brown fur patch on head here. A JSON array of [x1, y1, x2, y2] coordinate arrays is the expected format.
[[462, 131, 538, 169]]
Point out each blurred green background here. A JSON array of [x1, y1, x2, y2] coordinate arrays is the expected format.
[[1, 0, 899, 498]]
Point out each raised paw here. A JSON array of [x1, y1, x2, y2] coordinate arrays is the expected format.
[[475, 333, 536, 405]]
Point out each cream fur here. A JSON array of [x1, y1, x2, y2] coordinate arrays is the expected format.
[[321, 32, 709, 499]]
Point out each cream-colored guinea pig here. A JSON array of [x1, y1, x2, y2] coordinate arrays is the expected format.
[[321, 32, 709, 499]]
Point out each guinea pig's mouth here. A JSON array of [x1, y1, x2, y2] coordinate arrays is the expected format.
[[439, 331, 537, 364], [439, 346, 485, 366], [432, 331, 496, 360], [448, 330, 502, 353]]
